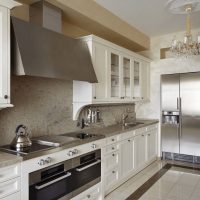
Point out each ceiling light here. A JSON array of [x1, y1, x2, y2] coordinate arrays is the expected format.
[[166, 0, 200, 57]]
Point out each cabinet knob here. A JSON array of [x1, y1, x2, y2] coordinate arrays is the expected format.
[[112, 147, 115, 150], [133, 97, 135, 99], [142, 134, 145, 137], [112, 153, 115, 157], [141, 97, 144, 100], [87, 195, 91, 198], [148, 134, 151, 136], [93, 96, 96, 99], [112, 138, 115, 142], [91, 144, 97, 149], [38, 159, 45, 166], [45, 157, 52, 164], [128, 139, 131, 142], [112, 171, 115, 174], [72, 149, 79, 154], [67, 151, 74, 156], [4, 95, 8, 99]]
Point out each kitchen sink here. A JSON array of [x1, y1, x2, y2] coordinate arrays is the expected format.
[[123, 122, 144, 127]]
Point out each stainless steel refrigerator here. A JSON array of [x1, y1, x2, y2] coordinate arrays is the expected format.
[[161, 72, 200, 161]]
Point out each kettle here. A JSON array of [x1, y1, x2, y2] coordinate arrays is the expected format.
[[11, 125, 32, 151]]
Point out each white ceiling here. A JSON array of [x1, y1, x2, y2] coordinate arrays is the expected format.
[[95, 0, 200, 37]]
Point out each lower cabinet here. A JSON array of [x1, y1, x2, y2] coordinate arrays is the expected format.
[[103, 123, 158, 196], [147, 130, 157, 161], [71, 183, 101, 200], [120, 137, 134, 178], [134, 133, 146, 169]]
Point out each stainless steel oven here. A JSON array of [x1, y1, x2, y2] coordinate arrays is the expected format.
[[29, 150, 101, 200]]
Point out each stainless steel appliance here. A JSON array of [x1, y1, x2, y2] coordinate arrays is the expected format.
[[29, 150, 101, 200], [161, 72, 200, 162], [10, 125, 32, 151]]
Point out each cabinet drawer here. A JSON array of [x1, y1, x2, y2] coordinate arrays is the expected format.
[[0, 164, 20, 183], [1, 192, 20, 200], [105, 167, 119, 191], [104, 151, 119, 171], [71, 183, 100, 200], [121, 130, 134, 140], [105, 143, 119, 154], [0, 177, 20, 199], [106, 135, 120, 145]]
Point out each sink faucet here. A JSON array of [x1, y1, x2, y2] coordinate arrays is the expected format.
[[122, 113, 129, 126]]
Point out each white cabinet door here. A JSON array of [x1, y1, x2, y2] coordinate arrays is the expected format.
[[120, 138, 134, 178], [108, 49, 122, 100], [92, 42, 108, 100], [1, 192, 20, 200], [147, 130, 157, 161], [0, 6, 9, 105], [134, 134, 146, 169]]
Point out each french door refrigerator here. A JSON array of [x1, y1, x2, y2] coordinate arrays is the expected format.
[[161, 72, 200, 162]]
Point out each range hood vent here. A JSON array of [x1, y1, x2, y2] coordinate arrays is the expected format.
[[11, 2, 97, 83]]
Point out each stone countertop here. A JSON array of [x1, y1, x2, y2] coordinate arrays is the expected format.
[[0, 151, 22, 168], [0, 119, 159, 162], [84, 119, 159, 137]]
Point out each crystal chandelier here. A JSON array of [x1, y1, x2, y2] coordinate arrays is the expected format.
[[167, 0, 200, 56]]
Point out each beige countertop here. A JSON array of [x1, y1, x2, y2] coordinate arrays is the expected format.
[[0, 151, 22, 168], [0, 119, 159, 162]]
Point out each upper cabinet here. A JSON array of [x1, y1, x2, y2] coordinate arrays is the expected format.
[[73, 35, 151, 119], [0, 0, 21, 109]]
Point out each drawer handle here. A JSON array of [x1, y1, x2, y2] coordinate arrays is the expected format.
[[87, 194, 91, 198], [142, 134, 145, 137], [128, 139, 131, 142], [112, 147, 115, 150], [112, 154, 115, 157], [112, 171, 115, 174], [112, 139, 115, 142], [35, 172, 71, 190], [148, 134, 151, 136]]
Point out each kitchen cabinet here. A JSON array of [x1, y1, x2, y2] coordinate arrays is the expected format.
[[120, 137, 134, 178], [134, 133, 146, 169], [146, 129, 157, 161], [0, 1, 20, 109], [73, 35, 151, 119], [102, 123, 158, 196], [0, 164, 21, 200], [71, 183, 101, 200]]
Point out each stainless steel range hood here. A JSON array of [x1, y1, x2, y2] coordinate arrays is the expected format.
[[11, 1, 97, 83]]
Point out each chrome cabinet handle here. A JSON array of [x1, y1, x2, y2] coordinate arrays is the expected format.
[[35, 172, 72, 190], [76, 159, 101, 172]]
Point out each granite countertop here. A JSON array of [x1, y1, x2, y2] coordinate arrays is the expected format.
[[0, 119, 159, 163], [84, 119, 159, 137], [0, 151, 22, 168]]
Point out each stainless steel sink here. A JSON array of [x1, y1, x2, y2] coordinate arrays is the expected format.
[[123, 122, 144, 127]]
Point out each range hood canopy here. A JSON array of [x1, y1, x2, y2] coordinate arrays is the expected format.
[[11, 1, 97, 83]]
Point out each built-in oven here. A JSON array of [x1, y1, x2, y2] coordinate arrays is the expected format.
[[29, 149, 101, 200]]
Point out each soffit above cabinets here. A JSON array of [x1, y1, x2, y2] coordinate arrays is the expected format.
[[16, 0, 150, 52]]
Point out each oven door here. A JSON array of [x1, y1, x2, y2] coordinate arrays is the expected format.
[[72, 158, 101, 196], [29, 170, 74, 200]]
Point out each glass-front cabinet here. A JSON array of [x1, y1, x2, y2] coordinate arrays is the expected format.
[[108, 50, 149, 101], [110, 53, 120, 98], [122, 57, 131, 99]]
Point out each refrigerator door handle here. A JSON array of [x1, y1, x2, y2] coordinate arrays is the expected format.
[[179, 97, 182, 138], [177, 97, 179, 110]]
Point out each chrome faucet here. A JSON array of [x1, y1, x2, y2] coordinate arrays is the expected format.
[[122, 113, 129, 126]]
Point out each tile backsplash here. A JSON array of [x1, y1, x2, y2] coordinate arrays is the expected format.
[[0, 76, 135, 145]]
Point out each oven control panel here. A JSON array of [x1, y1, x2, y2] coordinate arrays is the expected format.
[[38, 157, 52, 166]]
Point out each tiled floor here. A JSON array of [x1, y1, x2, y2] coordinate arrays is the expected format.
[[105, 161, 200, 200]]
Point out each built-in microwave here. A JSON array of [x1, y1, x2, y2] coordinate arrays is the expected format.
[[29, 149, 101, 200]]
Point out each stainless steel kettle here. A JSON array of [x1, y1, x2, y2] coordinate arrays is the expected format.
[[11, 125, 32, 151]]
